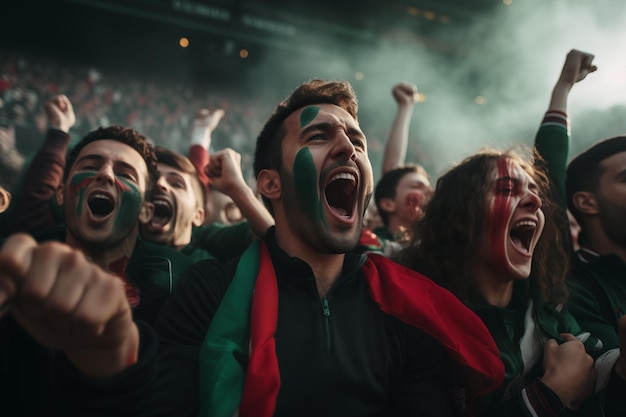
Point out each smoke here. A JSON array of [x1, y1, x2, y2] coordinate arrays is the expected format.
[[7, 0, 622, 182], [240, 0, 626, 181]]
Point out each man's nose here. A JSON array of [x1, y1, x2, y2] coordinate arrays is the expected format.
[[334, 131, 357, 162], [94, 163, 115, 184], [156, 175, 169, 191]]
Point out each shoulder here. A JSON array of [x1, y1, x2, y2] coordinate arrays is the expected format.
[[139, 240, 195, 270], [180, 244, 217, 262], [155, 257, 239, 332], [177, 256, 240, 301]]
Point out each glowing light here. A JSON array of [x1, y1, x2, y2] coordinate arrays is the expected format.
[[179, 37, 189, 48], [475, 96, 486, 105], [440, 15, 450, 23], [423, 11, 436, 20], [355, 71, 364, 80], [407, 7, 419, 16], [239, 49, 249, 58], [503, 0, 512, 5], [415, 92, 427, 103]]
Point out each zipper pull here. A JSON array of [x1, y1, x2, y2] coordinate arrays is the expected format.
[[322, 298, 331, 317]]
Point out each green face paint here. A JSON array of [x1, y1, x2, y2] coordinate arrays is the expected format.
[[300, 106, 320, 128], [114, 177, 143, 232], [294, 147, 326, 226], [69, 172, 96, 218]]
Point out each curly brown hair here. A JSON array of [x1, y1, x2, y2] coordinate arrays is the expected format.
[[397, 148, 569, 307]]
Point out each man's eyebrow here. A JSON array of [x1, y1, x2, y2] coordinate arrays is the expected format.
[[614, 167, 626, 180], [162, 171, 185, 181], [75, 154, 103, 165], [114, 160, 139, 177], [300, 122, 364, 138], [76, 154, 140, 178], [300, 122, 332, 137]]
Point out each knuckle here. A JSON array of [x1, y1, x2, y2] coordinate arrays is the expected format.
[[44, 297, 74, 316], [20, 280, 49, 302]]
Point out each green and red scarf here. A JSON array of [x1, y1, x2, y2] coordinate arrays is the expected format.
[[199, 241, 504, 417]]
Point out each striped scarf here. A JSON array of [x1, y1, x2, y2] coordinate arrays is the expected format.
[[199, 240, 504, 417]]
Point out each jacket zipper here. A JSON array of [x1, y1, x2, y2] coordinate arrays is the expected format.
[[321, 298, 331, 353]]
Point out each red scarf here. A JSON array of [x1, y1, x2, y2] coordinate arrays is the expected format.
[[199, 241, 504, 416]]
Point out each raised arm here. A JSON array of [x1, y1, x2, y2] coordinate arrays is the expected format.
[[382, 82, 418, 174], [7, 94, 76, 234], [187, 108, 225, 190], [205, 147, 274, 238], [534, 50, 596, 205]]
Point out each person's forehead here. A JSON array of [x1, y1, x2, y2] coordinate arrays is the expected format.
[[284, 103, 359, 131], [600, 151, 626, 174], [157, 162, 191, 179], [78, 139, 145, 165], [399, 171, 430, 186], [491, 158, 535, 184]]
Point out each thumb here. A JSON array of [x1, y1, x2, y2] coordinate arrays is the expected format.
[[544, 338, 558, 353], [559, 333, 579, 342]]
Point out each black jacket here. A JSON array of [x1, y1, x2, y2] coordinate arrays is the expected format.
[[28, 228, 454, 416]]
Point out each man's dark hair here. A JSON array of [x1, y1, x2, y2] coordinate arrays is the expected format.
[[566, 135, 626, 226], [155, 146, 206, 208], [253, 79, 358, 212], [374, 164, 428, 227], [64, 125, 158, 199]]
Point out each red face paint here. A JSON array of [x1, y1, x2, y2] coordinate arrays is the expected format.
[[404, 191, 423, 222], [488, 158, 519, 273], [484, 157, 544, 281]]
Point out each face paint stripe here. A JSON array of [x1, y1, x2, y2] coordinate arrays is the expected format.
[[115, 177, 131, 192], [300, 106, 320, 128], [294, 147, 327, 226], [69, 171, 143, 231], [69, 173, 97, 217], [490, 158, 515, 264], [115, 177, 142, 231]]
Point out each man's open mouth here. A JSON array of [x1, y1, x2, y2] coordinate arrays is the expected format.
[[87, 193, 114, 218], [510, 220, 537, 253], [325, 172, 357, 219], [151, 198, 173, 227]]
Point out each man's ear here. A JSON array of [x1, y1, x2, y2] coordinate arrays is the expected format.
[[139, 201, 154, 225], [379, 197, 396, 214], [0, 186, 11, 214], [572, 191, 599, 216], [257, 169, 281, 201], [193, 207, 205, 227], [56, 184, 64, 207]]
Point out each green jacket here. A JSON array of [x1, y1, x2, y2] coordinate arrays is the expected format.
[[534, 112, 626, 416], [469, 279, 604, 416], [184, 221, 254, 263]]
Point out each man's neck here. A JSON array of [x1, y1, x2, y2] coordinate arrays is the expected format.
[[274, 229, 345, 299], [385, 217, 412, 241], [65, 229, 139, 274], [581, 227, 626, 264], [172, 229, 193, 251]]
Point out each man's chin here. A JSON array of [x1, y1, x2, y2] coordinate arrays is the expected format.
[[325, 231, 362, 253], [141, 231, 170, 245]]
